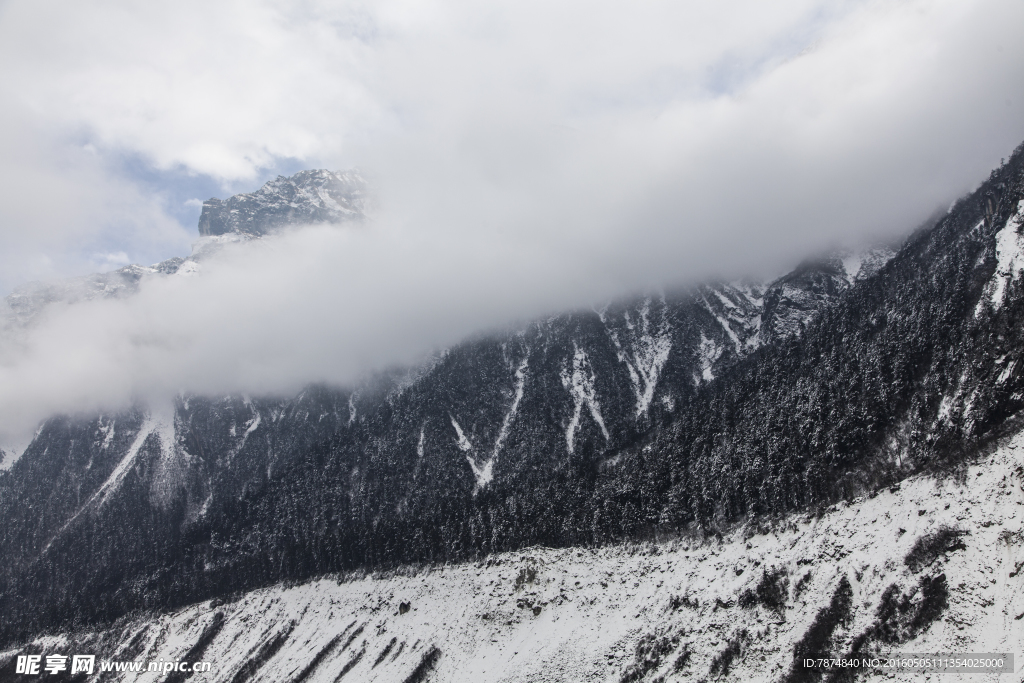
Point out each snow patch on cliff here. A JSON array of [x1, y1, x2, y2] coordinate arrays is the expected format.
[[978, 201, 1024, 315], [491, 357, 528, 462], [696, 332, 722, 383], [561, 344, 610, 454], [602, 296, 672, 418]]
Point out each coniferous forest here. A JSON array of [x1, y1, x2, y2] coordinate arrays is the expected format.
[[2, 143, 1024, 647]]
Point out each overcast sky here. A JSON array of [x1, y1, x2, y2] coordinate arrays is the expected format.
[[1, 0, 1023, 443]]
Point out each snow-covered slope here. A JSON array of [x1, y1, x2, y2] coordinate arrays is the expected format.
[[7, 422, 1020, 683]]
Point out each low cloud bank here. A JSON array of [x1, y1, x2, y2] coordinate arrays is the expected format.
[[1, 0, 1024, 443]]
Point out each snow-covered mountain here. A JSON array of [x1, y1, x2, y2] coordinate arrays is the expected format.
[[3, 421, 1020, 683], [198, 169, 368, 237], [1, 141, 1023, 683], [1, 169, 369, 328]]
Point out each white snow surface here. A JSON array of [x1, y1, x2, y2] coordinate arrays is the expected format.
[[696, 332, 722, 383], [602, 297, 672, 419], [560, 344, 610, 454], [0, 437, 31, 471], [449, 417, 473, 453], [979, 201, 1024, 314], [841, 254, 865, 283], [20, 424, 1024, 683], [842, 247, 896, 285]]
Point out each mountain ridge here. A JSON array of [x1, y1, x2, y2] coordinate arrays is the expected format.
[[198, 169, 368, 237], [1, 169, 369, 330], [2, 144, 1022, 658]]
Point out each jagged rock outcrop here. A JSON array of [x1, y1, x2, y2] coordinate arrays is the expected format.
[[759, 247, 895, 345], [197, 169, 368, 236]]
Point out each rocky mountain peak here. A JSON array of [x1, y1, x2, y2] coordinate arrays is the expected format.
[[2, 170, 368, 327], [197, 169, 369, 237]]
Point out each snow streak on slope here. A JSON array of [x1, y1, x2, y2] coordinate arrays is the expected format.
[[42, 415, 165, 553], [454, 356, 528, 490], [697, 283, 763, 355], [98, 417, 115, 450], [601, 297, 672, 418], [92, 415, 160, 509], [701, 292, 743, 352], [560, 344, 609, 454], [449, 417, 472, 453], [149, 410, 184, 509], [491, 357, 528, 463], [17, 426, 1024, 683], [979, 201, 1024, 314], [222, 397, 262, 467], [450, 415, 492, 488]]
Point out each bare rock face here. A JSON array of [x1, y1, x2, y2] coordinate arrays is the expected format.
[[197, 169, 369, 237], [759, 247, 895, 345], [760, 257, 851, 345]]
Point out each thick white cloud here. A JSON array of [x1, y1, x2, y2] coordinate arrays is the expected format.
[[1, 0, 1023, 441]]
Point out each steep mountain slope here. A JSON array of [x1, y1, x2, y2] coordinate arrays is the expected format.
[[0, 286, 800, 642], [631, 158, 1024, 533], [15, 136, 1024, 654], [758, 248, 894, 345], [3, 421, 1021, 682]]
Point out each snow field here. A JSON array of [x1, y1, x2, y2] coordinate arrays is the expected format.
[[7, 429, 1024, 683]]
